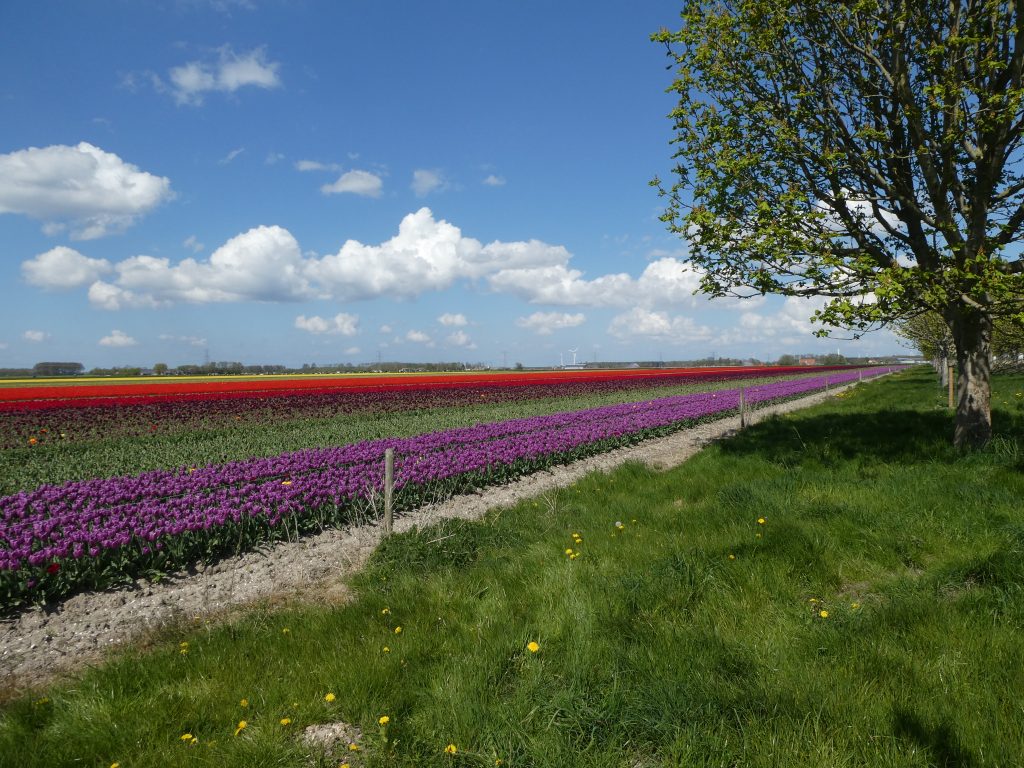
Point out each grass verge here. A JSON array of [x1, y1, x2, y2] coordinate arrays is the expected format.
[[1, 368, 1022, 767]]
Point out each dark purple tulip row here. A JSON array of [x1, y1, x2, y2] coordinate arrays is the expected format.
[[0, 368, 894, 607]]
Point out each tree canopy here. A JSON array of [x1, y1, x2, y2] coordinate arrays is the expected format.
[[654, 0, 1024, 445]]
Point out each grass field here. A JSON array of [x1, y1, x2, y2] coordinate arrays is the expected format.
[[1, 369, 1022, 767]]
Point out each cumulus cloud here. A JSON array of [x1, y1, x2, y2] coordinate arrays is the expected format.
[[22, 246, 112, 290], [437, 312, 468, 327], [159, 334, 207, 347], [87, 224, 312, 309], [446, 330, 476, 348], [25, 208, 715, 314], [411, 169, 447, 197], [169, 46, 281, 105], [321, 170, 383, 197], [608, 308, 713, 342], [23, 330, 49, 342], [516, 311, 586, 336], [406, 329, 432, 344], [295, 160, 342, 172], [0, 142, 173, 239], [482, 174, 506, 187], [183, 235, 204, 253], [294, 312, 359, 336], [99, 329, 138, 347]]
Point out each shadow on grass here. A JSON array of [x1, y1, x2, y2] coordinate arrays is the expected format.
[[893, 708, 977, 767], [720, 409, 957, 465]]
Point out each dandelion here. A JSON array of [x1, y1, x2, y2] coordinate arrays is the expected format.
[[808, 598, 818, 604], [569, 552, 579, 560], [757, 517, 766, 525], [110, 763, 120, 768], [381, 607, 391, 615], [445, 744, 458, 755], [819, 610, 829, 619], [394, 626, 402, 634], [382, 646, 391, 653], [378, 715, 390, 726], [325, 693, 336, 703], [280, 718, 291, 726], [348, 742, 361, 751], [234, 720, 247, 736], [282, 627, 291, 634], [179, 641, 189, 655], [564, 548, 574, 556], [180, 733, 194, 741], [851, 602, 861, 610], [728, 554, 736, 560], [240, 698, 249, 708], [527, 641, 540, 653], [614, 521, 625, 530]]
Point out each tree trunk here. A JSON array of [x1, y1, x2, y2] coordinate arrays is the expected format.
[[950, 310, 993, 449]]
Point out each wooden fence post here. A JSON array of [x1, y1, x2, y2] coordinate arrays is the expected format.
[[384, 447, 394, 534], [739, 386, 746, 428]]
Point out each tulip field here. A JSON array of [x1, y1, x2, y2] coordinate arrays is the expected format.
[[0, 366, 892, 610]]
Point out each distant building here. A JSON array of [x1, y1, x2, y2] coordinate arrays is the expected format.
[[798, 356, 817, 366]]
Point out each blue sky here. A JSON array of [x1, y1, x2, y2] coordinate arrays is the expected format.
[[0, 0, 902, 370]]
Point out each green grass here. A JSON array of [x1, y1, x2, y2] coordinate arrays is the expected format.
[[2, 369, 1023, 767]]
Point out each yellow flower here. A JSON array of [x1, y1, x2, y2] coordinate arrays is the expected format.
[[564, 548, 574, 556], [445, 744, 458, 754], [728, 554, 736, 560], [819, 610, 829, 619], [614, 521, 625, 530], [394, 626, 402, 634], [282, 627, 291, 634], [240, 698, 249, 708], [527, 641, 540, 653], [179, 641, 189, 655], [381, 607, 391, 615], [281, 480, 292, 486], [378, 715, 390, 725], [280, 718, 291, 726], [348, 742, 361, 751], [110, 763, 120, 768], [808, 598, 818, 604], [755, 533, 762, 539], [382, 645, 391, 653], [340, 764, 350, 768], [180, 733, 194, 741], [757, 517, 766, 525], [325, 693, 336, 702], [234, 720, 247, 736], [851, 602, 861, 610]]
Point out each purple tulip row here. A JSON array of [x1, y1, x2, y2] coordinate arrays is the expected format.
[[0, 368, 893, 578]]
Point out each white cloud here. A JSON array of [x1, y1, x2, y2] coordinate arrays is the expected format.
[[608, 308, 713, 342], [23, 330, 49, 343], [406, 329, 432, 344], [99, 329, 138, 347], [0, 142, 173, 239], [321, 170, 383, 197], [482, 174, 506, 187], [159, 334, 207, 347], [516, 311, 586, 336], [411, 169, 447, 197], [22, 246, 112, 290], [294, 313, 359, 336], [183, 235, 204, 252], [446, 330, 476, 348], [169, 46, 281, 105], [344, 346, 361, 355], [379, 324, 393, 334], [87, 224, 313, 309], [295, 160, 342, 172], [219, 147, 245, 165], [490, 257, 703, 309], [438, 312, 468, 327], [265, 152, 285, 165]]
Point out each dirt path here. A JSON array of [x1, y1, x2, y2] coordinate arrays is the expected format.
[[0, 384, 854, 694]]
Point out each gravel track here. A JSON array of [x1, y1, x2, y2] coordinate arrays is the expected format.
[[0, 384, 855, 695]]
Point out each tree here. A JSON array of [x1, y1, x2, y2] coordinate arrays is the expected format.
[[776, 354, 799, 366], [153, 363, 168, 375], [653, 1, 1024, 447]]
